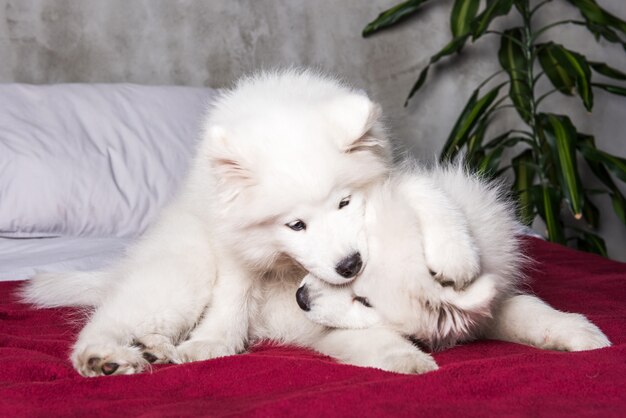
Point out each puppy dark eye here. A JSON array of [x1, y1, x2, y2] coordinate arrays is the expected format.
[[353, 296, 372, 308], [286, 220, 306, 231], [338, 196, 351, 209]]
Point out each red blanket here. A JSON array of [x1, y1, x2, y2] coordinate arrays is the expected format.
[[1, 238, 624, 417]]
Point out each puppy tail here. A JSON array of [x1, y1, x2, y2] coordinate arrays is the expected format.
[[18, 270, 110, 308]]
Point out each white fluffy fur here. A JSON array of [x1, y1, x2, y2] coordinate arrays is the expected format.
[[20, 70, 609, 377], [22, 69, 424, 376], [299, 165, 611, 370]]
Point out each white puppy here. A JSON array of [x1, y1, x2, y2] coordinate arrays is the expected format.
[[20, 70, 384, 375], [22, 70, 482, 376], [297, 165, 611, 366]]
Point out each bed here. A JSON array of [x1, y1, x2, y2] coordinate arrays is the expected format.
[[1, 84, 624, 417]]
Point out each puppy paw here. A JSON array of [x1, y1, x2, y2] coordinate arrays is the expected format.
[[426, 242, 481, 290], [546, 313, 612, 352], [133, 333, 180, 364], [175, 339, 238, 363], [72, 343, 147, 377], [372, 349, 439, 375], [384, 349, 438, 374]]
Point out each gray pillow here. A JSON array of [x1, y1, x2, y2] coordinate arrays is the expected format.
[[0, 83, 218, 238]]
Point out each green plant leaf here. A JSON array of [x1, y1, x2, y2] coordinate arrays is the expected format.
[[575, 232, 608, 257], [482, 131, 512, 150], [582, 195, 600, 228], [512, 150, 536, 225], [567, 0, 626, 35], [589, 61, 626, 81], [408, 0, 515, 103], [555, 46, 594, 111], [484, 133, 529, 150], [586, 22, 626, 51], [440, 84, 504, 162], [533, 184, 566, 244], [610, 192, 626, 225], [362, 0, 429, 37], [537, 42, 576, 95], [567, 0, 626, 50], [593, 83, 626, 97], [537, 113, 585, 219], [513, 0, 528, 16], [467, 119, 490, 154], [441, 89, 477, 161], [406, 34, 472, 103], [578, 140, 626, 183], [471, 0, 514, 40], [577, 134, 626, 225], [538, 43, 593, 111], [451, 0, 480, 37], [477, 144, 506, 177], [465, 118, 490, 169], [498, 28, 533, 122], [473, 133, 528, 177], [405, 66, 430, 106], [467, 150, 486, 172], [430, 34, 472, 62], [578, 134, 615, 185]]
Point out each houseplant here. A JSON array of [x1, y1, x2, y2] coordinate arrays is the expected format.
[[364, 0, 626, 256]]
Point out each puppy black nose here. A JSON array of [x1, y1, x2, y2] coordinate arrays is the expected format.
[[296, 285, 311, 311], [335, 252, 363, 279]]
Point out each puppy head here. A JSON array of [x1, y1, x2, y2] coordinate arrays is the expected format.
[[297, 273, 382, 328], [196, 72, 391, 276], [299, 270, 500, 346], [204, 91, 390, 205]]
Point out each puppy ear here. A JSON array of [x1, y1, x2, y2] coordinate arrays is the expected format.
[[326, 94, 389, 157], [344, 103, 386, 155], [206, 126, 254, 198]]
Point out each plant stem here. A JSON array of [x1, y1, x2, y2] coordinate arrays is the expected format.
[[477, 69, 507, 91], [485, 30, 526, 49], [492, 104, 517, 111], [481, 98, 513, 123], [536, 88, 558, 107], [531, 20, 586, 43], [520, 1, 546, 185], [530, 0, 552, 18]]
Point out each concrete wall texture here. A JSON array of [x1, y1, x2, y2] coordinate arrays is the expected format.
[[1, 0, 624, 260]]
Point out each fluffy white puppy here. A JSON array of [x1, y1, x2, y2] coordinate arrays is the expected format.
[[22, 70, 482, 376], [298, 165, 612, 365], [20, 70, 384, 375]]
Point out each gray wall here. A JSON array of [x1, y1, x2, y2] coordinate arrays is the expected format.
[[1, 0, 625, 260]]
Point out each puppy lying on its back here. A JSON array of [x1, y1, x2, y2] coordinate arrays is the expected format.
[[298, 165, 611, 364]]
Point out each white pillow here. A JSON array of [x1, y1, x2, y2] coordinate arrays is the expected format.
[[0, 84, 218, 238]]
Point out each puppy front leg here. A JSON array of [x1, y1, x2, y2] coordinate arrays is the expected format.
[[176, 256, 253, 363], [312, 327, 438, 374], [70, 254, 217, 377], [399, 175, 480, 289], [485, 294, 611, 351]]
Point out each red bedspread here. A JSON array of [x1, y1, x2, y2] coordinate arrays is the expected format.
[[1, 237, 625, 417]]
